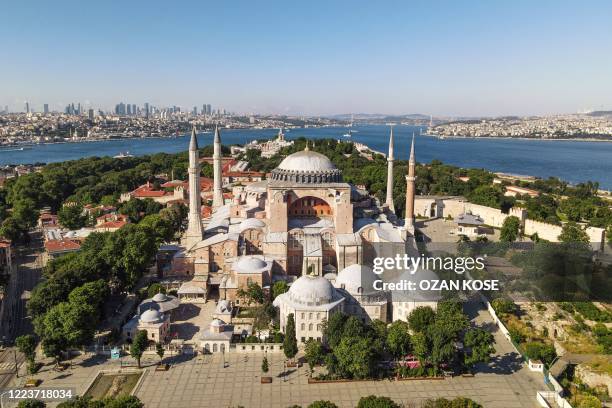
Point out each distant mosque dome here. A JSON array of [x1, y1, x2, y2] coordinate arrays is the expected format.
[[271, 148, 342, 184], [286, 275, 338, 305]]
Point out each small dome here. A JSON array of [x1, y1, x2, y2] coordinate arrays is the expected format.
[[140, 309, 163, 323], [336, 264, 378, 295], [239, 218, 265, 232], [288, 275, 336, 305], [152, 292, 168, 302], [232, 256, 268, 274], [277, 150, 336, 172]]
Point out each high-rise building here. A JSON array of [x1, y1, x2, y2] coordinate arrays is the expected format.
[[132, 104, 137, 115], [43, 104, 49, 114], [88, 109, 95, 121], [115, 102, 126, 115], [144, 103, 150, 118], [25, 102, 30, 113], [206, 104, 212, 115], [192, 106, 198, 116], [127, 104, 132, 115]]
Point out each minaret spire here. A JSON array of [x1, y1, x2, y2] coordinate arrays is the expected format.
[[405, 133, 416, 232], [184, 126, 203, 247], [385, 126, 395, 212], [212, 124, 224, 208]]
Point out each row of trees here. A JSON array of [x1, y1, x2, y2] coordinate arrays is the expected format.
[[299, 395, 481, 408], [17, 395, 144, 408], [296, 301, 494, 380], [27, 208, 182, 361]]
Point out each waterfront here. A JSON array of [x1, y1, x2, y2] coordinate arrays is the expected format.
[[1, 125, 611, 189]]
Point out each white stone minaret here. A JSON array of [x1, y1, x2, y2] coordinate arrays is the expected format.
[[184, 126, 203, 247], [404, 134, 416, 233], [385, 126, 395, 212], [212, 125, 224, 209]]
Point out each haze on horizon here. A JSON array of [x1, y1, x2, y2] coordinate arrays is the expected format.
[[1, 0, 611, 117]]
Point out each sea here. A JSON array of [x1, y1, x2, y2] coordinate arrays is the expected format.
[[1, 125, 611, 190]]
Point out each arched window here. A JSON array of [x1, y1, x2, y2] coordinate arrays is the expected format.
[[301, 323, 305, 330], [213, 344, 218, 352], [309, 323, 313, 331]]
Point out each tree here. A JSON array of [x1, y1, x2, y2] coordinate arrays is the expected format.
[[17, 400, 46, 408], [333, 337, 376, 379], [155, 342, 165, 364], [322, 312, 347, 349], [139, 214, 174, 243], [407, 306, 436, 333], [491, 298, 517, 316], [238, 282, 265, 305], [102, 395, 144, 408], [15, 334, 37, 374], [412, 332, 429, 366], [283, 313, 298, 360], [261, 356, 269, 373], [147, 283, 166, 299], [500, 215, 521, 242], [576, 395, 602, 408], [307, 402, 339, 408], [357, 395, 400, 408], [463, 328, 495, 370], [304, 339, 325, 375], [271, 280, 289, 299], [386, 320, 411, 360], [58, 203, 87, 229], [130, 330, 149, 368], [558, 221, 589, 243], [422, 397, 482, 408]]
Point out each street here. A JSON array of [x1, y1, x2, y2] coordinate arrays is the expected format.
[[0, 231, 44, 389]]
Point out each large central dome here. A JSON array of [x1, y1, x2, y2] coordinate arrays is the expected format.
[[271, 147, 342, 184]]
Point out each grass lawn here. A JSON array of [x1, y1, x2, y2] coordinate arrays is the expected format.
[[84, 372, 142, 399]]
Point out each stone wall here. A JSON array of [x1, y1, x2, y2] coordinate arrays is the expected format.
[[415, 195, 605, 247]]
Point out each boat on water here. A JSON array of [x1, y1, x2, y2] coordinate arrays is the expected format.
[[113, 151, 134, 159], [342, 129, 353, 138]]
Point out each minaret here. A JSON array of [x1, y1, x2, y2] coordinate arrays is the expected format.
[[385, 126, 395, 212], [405, 134, 416, 232], [185, 126, 203, 246], [212, 125, 224, 208]]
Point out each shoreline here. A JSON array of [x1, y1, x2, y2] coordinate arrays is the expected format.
[[423, 134, 612, 142]]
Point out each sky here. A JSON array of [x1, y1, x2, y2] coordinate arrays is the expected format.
[[1, 0, 611, 116]]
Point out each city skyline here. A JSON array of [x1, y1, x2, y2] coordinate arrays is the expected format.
[[1, 1, 612, 116]]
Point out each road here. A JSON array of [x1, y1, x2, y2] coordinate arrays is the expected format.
[[0, 231, 44, 388]]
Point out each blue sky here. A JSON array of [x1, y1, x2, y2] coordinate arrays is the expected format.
[[1, 0, 611, 116]]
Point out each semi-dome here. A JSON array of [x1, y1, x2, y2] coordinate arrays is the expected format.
[[210, 318, 226, 328], [336, 264, 379, 295], [271, 148, 342, 184], [140, 309, 163, 324], [287, 275, 337, 305], [232, 256, 268, 274]]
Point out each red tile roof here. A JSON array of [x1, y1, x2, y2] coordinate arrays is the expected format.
[[96, 220, 128, 230], [45, 239, 81, 253]]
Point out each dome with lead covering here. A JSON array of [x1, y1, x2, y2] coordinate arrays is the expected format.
[[271, 148, 342, 184], [336, 264, 378, 295], [232, 256, 269, 274], [140, 309, 164, 323], [153, 292, 169, 302], [287, 275, 337, 305]]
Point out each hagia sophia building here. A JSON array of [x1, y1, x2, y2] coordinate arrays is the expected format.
[[168, 126, 436, 344]]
